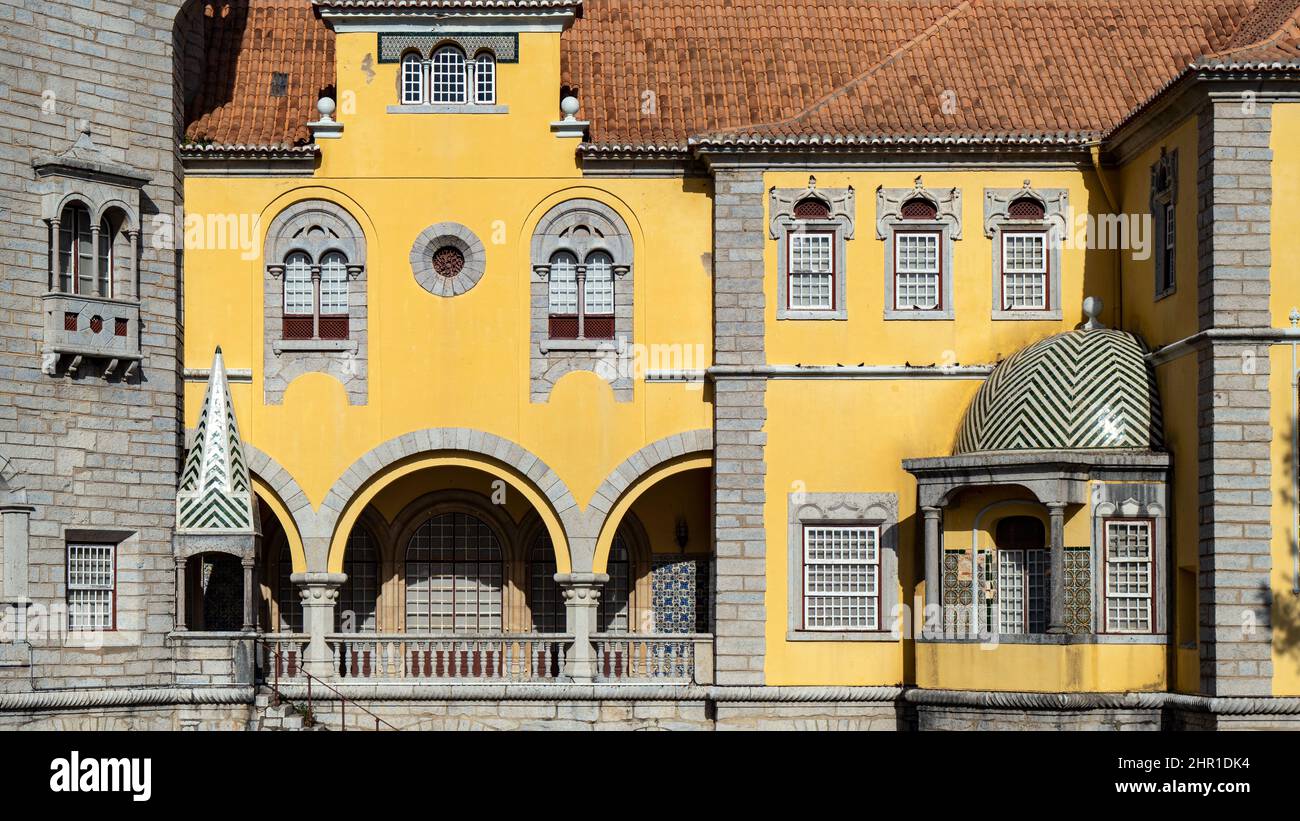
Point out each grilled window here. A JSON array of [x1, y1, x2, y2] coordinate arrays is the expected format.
[[802, 525, 880, 631], [67, 542, 114, 631]]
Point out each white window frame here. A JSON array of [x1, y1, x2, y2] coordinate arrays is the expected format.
[[996, 548, 1049, 634], [67, 542, 115, 632], [801, 524, 881, 631], [400, 51, 426, 105], [999, 230, 1049, 311], [892, 229, 942, 311], [472, 51, 495, 105], [1103, 519, 1154, 634], [319, 251, 349, 316], [786, 231, 836, 311], [282, 251, 314, 316], [431, 45, 467, 104]]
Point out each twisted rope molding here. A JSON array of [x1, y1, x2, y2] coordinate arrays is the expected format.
[[4, 684, 1300, 716], [0, 687, 254, 712]]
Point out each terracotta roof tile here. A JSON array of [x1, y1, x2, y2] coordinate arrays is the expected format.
[[184, 0, 335, 146], [184, 0, 1300, 150]]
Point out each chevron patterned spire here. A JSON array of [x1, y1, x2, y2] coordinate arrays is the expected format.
[[954, 329, 1163, 454], [176, 348, 256, 534]]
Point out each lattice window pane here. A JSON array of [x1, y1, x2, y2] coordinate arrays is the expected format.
[[803, 526, 880, 630], [339, 527, 377, 632], [431, 46, 466, 103], [319, 251, 348, 315], [405, 512, 503, 633], [894, 232, 940, 309], [474, 52, 495, 104], [67, 543, 114, 630], [548, 250, 578, 315], [529, 534, 564, 633], [283, 252, 313, 314], [789, 233, 834, 309], [584, 250, 614, 315], [1105, 520, 1153, 633], [401, 53, 425, 104], [598, 534, 631, 633]]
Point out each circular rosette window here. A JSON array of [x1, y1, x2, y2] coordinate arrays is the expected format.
[[410, 222, 486, 297]]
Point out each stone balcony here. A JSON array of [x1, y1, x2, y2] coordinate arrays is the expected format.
[[40, 292, 142, 378]]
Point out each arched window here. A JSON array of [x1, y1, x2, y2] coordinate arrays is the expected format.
[[598, 532, 631, 633], [57, 203, 94, 295], [547, 250, 579, 338], [473, 51, 495, 104], [405, 511, 503, 632], [528, 532, 565, 633], [582, 250, 615, 339], [282, 251, 314, 339], [431, 45, 466, 104], [900, 198, 938, 220], [793, 197, 831, 219], [339, 526, 378, 632], [1007, 197, 1045, 220], [276, 541, 303, 633], [318, 250, 349, 339], [401, 51, 425, 105]]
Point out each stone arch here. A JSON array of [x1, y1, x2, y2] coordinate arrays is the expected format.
[[320, 429, 581, 576], [244, 443, 316, 574], [588, 430, 713, 573]]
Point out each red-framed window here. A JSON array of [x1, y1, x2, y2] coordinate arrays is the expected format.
[[1000, 230, 1049, 310], [786, 230, 835, 311], [802, 524, 881, 631], [893, 229, 942, 311], [1102, 519, 1155, 634], [67, 542, 115, 631]]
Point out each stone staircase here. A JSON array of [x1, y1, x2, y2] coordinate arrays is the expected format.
[[254, 689, 325, 731]]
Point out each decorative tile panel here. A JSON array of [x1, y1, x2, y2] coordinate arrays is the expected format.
[[1064, 546, 1092, 634], [652, 556, 710, 634], [378, 33, 519, 62]]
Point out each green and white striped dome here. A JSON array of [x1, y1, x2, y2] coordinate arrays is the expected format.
[[954, 328, 1163, 454]]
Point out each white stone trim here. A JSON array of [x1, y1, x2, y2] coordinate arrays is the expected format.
[[410, 222, 487, 297], [878, 178, 960, 320], [984, 183, 1067, 320]]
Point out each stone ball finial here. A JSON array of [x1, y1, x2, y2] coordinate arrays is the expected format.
[[560, 95, 580, 120], [1082, 295, 1104, 330], [317, 97, 336, 121]]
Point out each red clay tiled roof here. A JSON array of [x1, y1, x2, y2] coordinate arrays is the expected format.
[[184, 0, 335, 147], [184, 0, 1300, 150]]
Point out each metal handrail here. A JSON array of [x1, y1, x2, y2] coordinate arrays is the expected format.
[[256, 636, 399, 731]]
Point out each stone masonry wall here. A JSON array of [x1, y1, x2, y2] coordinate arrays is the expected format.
[[0, 0, 188, 688], [711, 168, 768, 685], [1194, 98, 1274, 696]]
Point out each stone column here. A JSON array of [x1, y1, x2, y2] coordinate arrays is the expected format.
[[922, 506, 942, 615], [174, 557, 187, 631], [557, 572, 606, 683], [1, 505, 34, 641], [1047, 502, 1066, 633], [293, 572, 346, 678], [241, 557, 255, 631]]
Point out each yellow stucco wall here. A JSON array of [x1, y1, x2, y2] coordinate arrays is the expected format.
[[184, 30, 713, 574]]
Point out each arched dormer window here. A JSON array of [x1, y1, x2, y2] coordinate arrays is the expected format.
[[1007, 197, 1045, 220], [400, 51, 425, 105], [473, 51, 496, 104], [431, 45, 467, 104]]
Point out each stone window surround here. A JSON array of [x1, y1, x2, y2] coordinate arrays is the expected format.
[[1092, 485, 1168, 638], [410, 222, 487, 297], [984, 183, 1068, 321], [878, 178, 961, 320], [61, 528, 139, 648], [529, 198, 634, 402], [770, 176, 855, 320], [786, 492, 899, 642], [1150, 147, 1178, 301], [263, 200, 369, 406]]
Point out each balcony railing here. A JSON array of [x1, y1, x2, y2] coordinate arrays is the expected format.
[[258, 632, 714, 684], [593, 634, 713, 683]]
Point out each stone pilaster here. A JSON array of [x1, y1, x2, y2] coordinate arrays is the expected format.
[[1195, 98, 1274, 696], [712, 168, 768, 685]]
